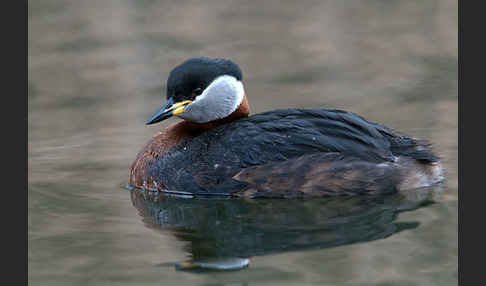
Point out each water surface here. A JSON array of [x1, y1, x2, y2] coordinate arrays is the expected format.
[[29, 1, 457, 285]]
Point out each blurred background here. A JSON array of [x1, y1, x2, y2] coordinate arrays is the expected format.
[[29, 0, 457, 285]]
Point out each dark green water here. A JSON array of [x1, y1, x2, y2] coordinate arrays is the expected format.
[[29, 1, 457, 285]]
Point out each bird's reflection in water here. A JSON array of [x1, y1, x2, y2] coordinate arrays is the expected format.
[[129, 186, 440, 272]]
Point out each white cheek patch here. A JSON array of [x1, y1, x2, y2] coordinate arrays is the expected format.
[[179, 75, 245, 123]]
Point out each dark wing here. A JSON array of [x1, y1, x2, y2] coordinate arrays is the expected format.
[[233, 152, 401, 198], [220, 108, 398, 164], [149, 108, 437, 194]]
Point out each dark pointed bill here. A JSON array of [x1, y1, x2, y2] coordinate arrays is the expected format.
[[146, 98, 193, 125], [146, 98, 175, 125]]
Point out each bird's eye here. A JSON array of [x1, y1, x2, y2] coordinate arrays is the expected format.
[[192, 88, 203, 96]]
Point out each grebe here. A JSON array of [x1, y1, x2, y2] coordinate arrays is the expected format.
[[129, 57, 443, 198]]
